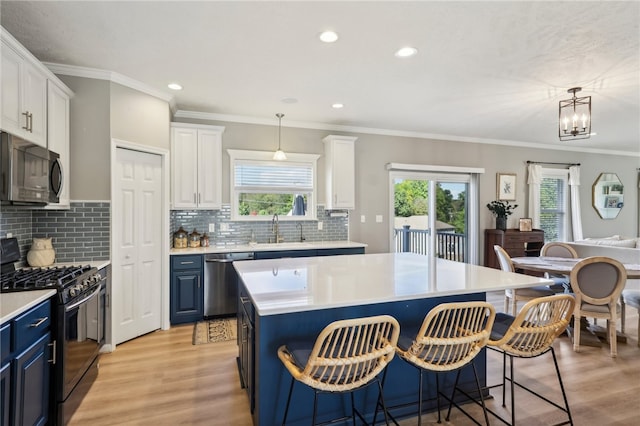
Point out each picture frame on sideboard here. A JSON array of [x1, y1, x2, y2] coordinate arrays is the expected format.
[[519, 218, 532, 232]]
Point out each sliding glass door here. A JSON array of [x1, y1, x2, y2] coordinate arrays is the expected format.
[[390, 170, 479, 264]]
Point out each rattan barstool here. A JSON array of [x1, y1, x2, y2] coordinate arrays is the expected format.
[[376, 302, 496, 426], [277, 315, 400, 426], [485, 294, 576, 426]]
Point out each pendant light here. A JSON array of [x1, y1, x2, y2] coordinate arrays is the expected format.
[[273, 113, 287, 160]]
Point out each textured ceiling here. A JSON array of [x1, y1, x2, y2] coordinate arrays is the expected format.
[[2, 1, 638, 155]]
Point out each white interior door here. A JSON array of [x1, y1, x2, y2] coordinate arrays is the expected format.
[[114, 147, 162, 344]]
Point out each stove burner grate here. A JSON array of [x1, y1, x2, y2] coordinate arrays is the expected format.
[[0, 265, 94, 292]]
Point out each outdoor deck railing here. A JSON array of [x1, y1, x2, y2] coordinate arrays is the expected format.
[[394, 226, 467, 262]]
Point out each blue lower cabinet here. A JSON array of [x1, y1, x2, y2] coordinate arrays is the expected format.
[[13, 333, 50, 426], [253, 250, 315, 259], [1, 362, 10, 426], [1, 299, 52, 426], [170, 255, 204, 325], [316, 247, 365, 256], [254, 247, 364, 260], [171, 272, 203, 324]]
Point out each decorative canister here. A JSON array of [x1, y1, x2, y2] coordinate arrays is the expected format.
[[189, 229, 201, 248], [200, 232, 210, 247], [27, 237, 56, 267], [173, 226, 188, 249]]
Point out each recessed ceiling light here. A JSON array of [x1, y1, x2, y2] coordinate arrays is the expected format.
[[281, 97, 298, 104], [332, 103, 344, 109], [319, 31, 339, 43], [395, 47, 418, 58], [168, 83, 183, 90]]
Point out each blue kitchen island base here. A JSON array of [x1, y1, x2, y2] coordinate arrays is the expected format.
[[252, 292, 487, 426]]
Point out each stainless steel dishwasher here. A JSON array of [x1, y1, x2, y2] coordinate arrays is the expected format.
[[204, 252, 254, 317]]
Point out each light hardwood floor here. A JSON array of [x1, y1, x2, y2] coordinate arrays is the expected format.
[[69, 292, 640, 425]]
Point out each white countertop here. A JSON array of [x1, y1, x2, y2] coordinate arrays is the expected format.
[[234, 252, 553, 316], [1, 290, 56, 324], [170, 240, 367, 255]]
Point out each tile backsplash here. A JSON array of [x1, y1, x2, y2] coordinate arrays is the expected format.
[[170, 205, 348, 247], [0, 202, 349, 265], [0, 202, 110, 265]]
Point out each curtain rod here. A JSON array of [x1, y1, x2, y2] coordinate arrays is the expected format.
[[526, 161, 580, 166]]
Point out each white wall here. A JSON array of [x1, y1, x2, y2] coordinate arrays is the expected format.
[[58, 76, 171, 200]]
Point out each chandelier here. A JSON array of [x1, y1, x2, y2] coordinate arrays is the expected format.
[[558, 87, 591, 141]]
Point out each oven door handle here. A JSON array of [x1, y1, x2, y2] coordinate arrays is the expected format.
[[65, 286, 101, 312]]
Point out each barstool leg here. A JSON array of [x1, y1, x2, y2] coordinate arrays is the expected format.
[[471, 362, 491, 426], [312, 390, 319, 426], [509, 355, 515, 426], [444, 369, 462, 421], [418, 368, 424, 426], [282, 377, 295, 426], [550, 347, 574, 426], [350, 392, 356, 426], [435, 372, 442, 423], [375, 378, 392, 426], [501, 350, 507, 406]]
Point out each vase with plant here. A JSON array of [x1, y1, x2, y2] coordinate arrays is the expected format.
[[487, 200, 518, 230]]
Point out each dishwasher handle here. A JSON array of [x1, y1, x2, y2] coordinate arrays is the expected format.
[[205, 258, 234, 263]]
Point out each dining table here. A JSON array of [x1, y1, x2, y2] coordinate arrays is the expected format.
[[511, 255, 640, 346], [511, 256, 640, 279]]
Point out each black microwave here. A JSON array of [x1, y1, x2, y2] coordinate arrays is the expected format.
[[0, 131, 62, 205]]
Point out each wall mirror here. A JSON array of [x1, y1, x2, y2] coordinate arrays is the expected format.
[[592, 172, 624, 219]]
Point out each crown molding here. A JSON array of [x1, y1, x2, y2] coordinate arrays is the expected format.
[[174, 110, 639, 158], [43, 62, 174, 103]]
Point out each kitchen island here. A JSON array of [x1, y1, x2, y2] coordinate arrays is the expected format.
[[234, 252, 553, 425]]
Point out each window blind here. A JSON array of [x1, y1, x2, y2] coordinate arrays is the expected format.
[[234, 161, 313, 191]]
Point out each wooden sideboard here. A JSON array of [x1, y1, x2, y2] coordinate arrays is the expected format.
[[484, 228, 545, 269]]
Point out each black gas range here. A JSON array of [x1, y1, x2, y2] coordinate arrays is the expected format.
[[1, 237, 107, 425], [1, 264, 101, 302]]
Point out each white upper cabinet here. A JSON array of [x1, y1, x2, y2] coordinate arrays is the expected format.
[[323, 135, 357, 210], [171, 123, 224, 210], [44, 80, 72, 209], [1, 34, 47, 147]]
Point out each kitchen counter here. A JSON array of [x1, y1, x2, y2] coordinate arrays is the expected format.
[[235, 252, 552, 316], [169, 240, 366, 255], [237, 252, 553, 425], [0, 290, 56, 324]]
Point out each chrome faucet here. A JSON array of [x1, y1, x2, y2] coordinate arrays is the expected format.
[[296, 222, 305, 242], [271, 214, 284, 243]]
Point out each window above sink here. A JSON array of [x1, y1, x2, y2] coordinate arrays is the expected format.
[[228, 149, 320, 221]]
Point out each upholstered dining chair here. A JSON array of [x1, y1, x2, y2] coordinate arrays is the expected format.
[[494, 245, 555, 315], [487, 294, 576, 426], [540, 241, 579, 259], [393, 301, 496, 426], [540, 242, 579, 292], [621, 290, 640, 347], [570, 256, 627, 357], [277, 315, 400, 426]]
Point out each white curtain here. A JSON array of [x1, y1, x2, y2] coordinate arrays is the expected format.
[[569, 166, 583, 241], [527, 164, 542, 229]]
